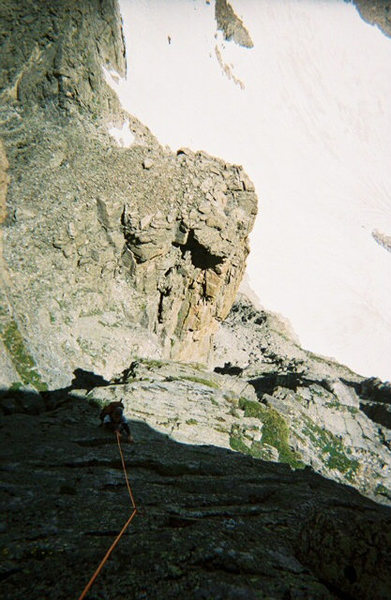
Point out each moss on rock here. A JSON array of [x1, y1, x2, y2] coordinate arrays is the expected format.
[[302, 416, 360, 481], [230, 398, 304, 469], [0, 318, 47, 391]]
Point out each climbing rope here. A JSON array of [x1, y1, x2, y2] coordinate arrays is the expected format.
[[78, 432, 137, 600]]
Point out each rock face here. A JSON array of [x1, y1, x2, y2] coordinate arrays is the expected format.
[[372, 229, 391, 254], [353, 1, 391, 38], [1, 387, 391, 600], [212, 294, 391, 504], [0, 0, 126, 115], [0, 0, 256, 388], [121, 148, 256, 363], [215, 0, 254, 48], [62, 294, 389, 507]]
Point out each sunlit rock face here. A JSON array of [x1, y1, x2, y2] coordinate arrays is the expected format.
[[0, 0, 126, 114], [0, 0, 256, 387], [116, 0, 391, 381], [354, 0, 391, 38], [121, 147, 256, 362], [215, 0, 254, 47]]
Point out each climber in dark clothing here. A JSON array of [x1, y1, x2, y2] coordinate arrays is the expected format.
[[99, 401, 134, 443]]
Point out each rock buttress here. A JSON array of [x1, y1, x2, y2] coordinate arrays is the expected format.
[[121, 149, 257, 362]]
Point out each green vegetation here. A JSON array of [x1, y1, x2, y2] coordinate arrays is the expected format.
[[186, 418, 198, 426], [295, 394, 306, 404], [325, 399, 341, 410], [229, 398, 304, 469], [375, 483, 390, 497], [79, 307, 103, 318], [10, 381, 23, 391], [139, 358, 167, 369], [302, 416, 360, 481], [238, 398, 264, 417], [324, 399, 359, 415], [229, 433, 250, 455], [311, 387, 324, 398], [0, 318, 48, 391], [214, 424, 229, 434], [179, 375, 220, 389]]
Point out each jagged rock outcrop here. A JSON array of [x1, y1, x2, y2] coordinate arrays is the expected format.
[[3, 301, 391, 505], [372, 229, 391, 254], [358, 376, 391, 431], [0, 0, 126, 116], [0, 0, 256, 388], [121, 148, 256, 362], [211, 294, 391, 503], [353, 1, 391, 38], [215, 0, 254, 48]]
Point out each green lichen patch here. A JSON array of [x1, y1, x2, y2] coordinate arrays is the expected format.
[[239, 398, 264, 418], [229, 433, 250, 455], [324, 399, 359, 415], [375, 483, 391, 499], [0, 319, 48, 391], [179, 375, 220, 389], [302, 416, 360, 481], [139, 358, 168, 369], [232, 398, 304, 469], [10, 381, 23, 391]]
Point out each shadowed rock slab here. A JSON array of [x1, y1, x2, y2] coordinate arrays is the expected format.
[[1, 391, 391, 600]]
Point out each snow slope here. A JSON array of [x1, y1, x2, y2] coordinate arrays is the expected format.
[[110, 0, 391, 381]]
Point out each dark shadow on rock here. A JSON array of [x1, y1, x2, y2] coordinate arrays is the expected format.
[[359, 401, 391, 430], [70, 368, 110, 391], [341, 376, 391, 405], [0, 386, 47, 415], [214, 362, 244, 376], [0, 389, 391, 599], [341, 377, 391, 431], [249, 370, 304, 396], [0, 368, 110, 416]]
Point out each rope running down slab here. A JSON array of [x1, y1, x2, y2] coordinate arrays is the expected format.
[[78, 432, 137, 600]]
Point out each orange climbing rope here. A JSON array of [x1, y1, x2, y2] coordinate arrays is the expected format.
[[78, 432, 137, 600]]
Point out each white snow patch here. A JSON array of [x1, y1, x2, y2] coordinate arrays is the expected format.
[[102, 66, 136, 147], [102, 65, 125, 88], [107, 119, 135, 147], [112, 0, 391, 381]]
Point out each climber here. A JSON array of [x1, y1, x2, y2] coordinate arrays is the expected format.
[[99, 401, 134, 443]]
